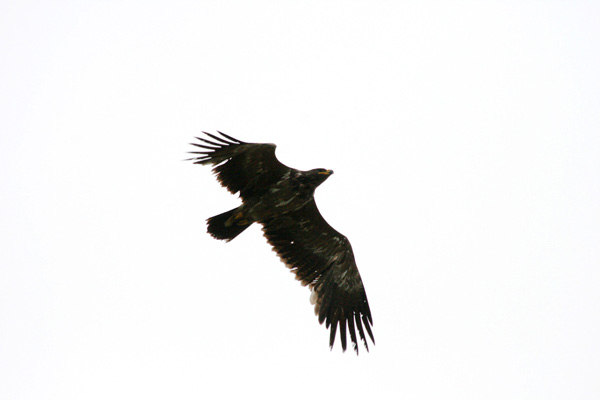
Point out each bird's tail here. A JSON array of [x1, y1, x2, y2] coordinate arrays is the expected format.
[[207, 208, 252, 241]]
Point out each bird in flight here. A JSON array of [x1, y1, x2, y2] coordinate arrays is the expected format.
[[189, 131, 374, 354]]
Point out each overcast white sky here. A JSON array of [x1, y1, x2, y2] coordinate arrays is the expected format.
[[2, 1, 600, 399]]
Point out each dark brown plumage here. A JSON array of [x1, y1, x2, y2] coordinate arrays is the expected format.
[[189, 131, 374, 354]]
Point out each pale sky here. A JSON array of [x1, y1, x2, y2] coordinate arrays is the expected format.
[[2, 1, 599, 399]]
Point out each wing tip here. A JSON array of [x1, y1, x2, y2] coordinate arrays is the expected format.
[[325, 311, 375, 355]]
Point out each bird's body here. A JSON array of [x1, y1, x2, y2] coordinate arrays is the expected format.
[[227, 168, 323, 226], [189, 132, 374, 354]]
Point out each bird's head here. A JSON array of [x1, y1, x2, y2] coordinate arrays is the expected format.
[[305, 168, 334, 188]]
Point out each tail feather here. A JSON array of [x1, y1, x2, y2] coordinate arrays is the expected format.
[[207, 208, 251, 241]]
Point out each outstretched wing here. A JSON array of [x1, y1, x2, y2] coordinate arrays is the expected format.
[[189, 131, 291, 199], [261, 200, 374, 354]]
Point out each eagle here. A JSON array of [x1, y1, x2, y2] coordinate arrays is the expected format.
[[189, 131, 374, 354]]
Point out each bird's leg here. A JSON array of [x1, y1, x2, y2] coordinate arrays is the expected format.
[[227, 211, 249, 226]]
